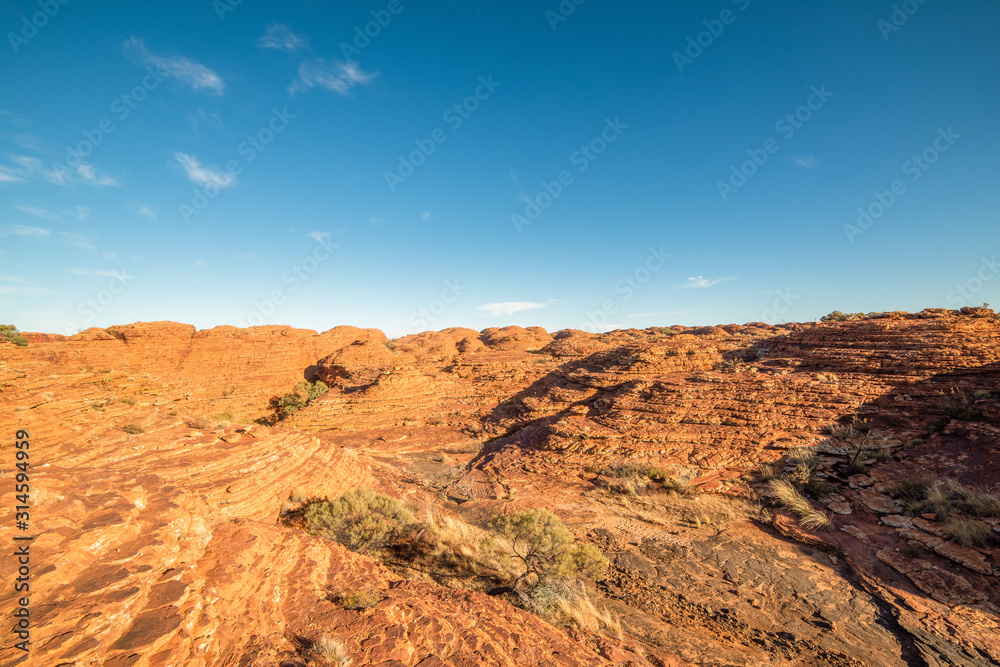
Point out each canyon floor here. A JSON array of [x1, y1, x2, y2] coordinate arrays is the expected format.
[[1, 309, 999, 666]]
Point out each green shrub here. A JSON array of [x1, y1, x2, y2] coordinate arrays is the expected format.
[[266, 380, 329, 422], [0, 324, 28, 346], [714, 357, 746, 372], [820, 311, 870, 322], [121, 423, 144, 434], [943, 399, 980, 421], [216, 409, 235, 422], [661, 475, 693, 495], [119, 397, 136, 406], [339, 589, 381, 610], [304, 489, 414, 552], [489, 509, 608, 597]]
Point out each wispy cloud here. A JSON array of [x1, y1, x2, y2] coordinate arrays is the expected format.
[[11, 133, 44, 152], [628, 310, 702, 317], [421, 211, 431, 221], [290, 59, 375, 96], [1, 224, 96, 251], [792, 155, 819, 169], [309, 230, 331, 243], [5, 224, 50, 237], [183, 108, 224, 143], [0, 272, 53, 295], [0, 110, 30, 128], [10, 155, 56, 180], [126, 201, 158, 221], [0, 165, 24, 183], [71, 163, 119, 187], [478, 302, 548, 317], [61, 206, 92, 220], [60, 232, 96, 250], [510, 170, 531, 205], [0, 285, 56, 295], [123, 37, 225, 95], [173, 152, 237, 189], [7, 154, 118, 187], [14, 204, 60, 220], [674, 276, 736, 289], [258, 24, 310, 52], [68, 268, 126, 278]]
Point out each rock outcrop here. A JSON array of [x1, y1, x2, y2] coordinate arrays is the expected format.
[[2, 310, 999, 666]]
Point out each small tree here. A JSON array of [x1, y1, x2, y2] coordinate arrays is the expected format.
[[489, 509, 607, 612], [0, 325, 28, 346], [304, 489, 414, 552]]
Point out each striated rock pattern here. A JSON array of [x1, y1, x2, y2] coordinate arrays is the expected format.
[[2, 310, 1000, 666]]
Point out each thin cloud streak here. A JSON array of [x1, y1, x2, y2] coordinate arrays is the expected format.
[[478, 302, 548, 317], [123, 37, 225, 95]]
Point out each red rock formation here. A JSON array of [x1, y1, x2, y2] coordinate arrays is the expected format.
[[2, 311, 999, 666]]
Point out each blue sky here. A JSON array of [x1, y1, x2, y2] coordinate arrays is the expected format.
[[1, 0, 998, 337]]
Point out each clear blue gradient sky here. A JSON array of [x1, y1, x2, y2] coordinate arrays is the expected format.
[[1, 0, 997, 337]]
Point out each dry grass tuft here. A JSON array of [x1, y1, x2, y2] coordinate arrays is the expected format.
[[556, 593, 623, 638], [897, 478, 1000, 520], [944, 517, 993, 547], [768, 479, 832, 531], [948, 482, 1000, 518], [314, 635, 352, 665], [829, 424, 854, 440], [417, 508, 517, 579], [528, 580, 622, 638]]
